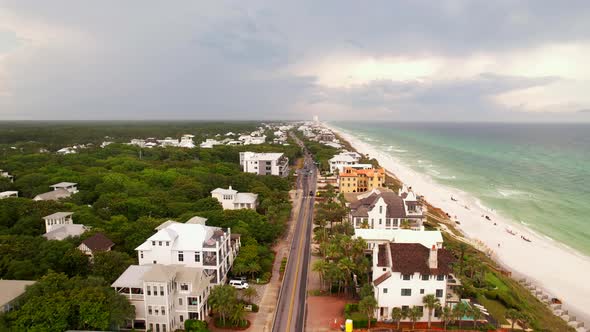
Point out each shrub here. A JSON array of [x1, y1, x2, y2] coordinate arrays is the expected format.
[[344, 303, 359, 316]]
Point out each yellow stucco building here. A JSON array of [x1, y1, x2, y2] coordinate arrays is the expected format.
[[338, 167, 386, 193]]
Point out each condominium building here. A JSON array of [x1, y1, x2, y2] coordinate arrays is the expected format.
[[239, 152, 289, 177], [112, 264, 211, 332], [338, 167, 385, 193], [112, 217, 241, 331]]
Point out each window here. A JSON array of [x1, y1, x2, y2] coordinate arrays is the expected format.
[[140, 251, 144, 259], [155, 308, 159, 315], [379, 206, 383, 214], [153, 260, 157, 264], [383, 288, 388, 294], [166, 241, 169, 246], [402, 274, 411, 280], [437, 275, 445, 281], [402, 305, 409, 313], [179, 298, 183, 305], [436, 289, 444, 298], [422, 274, 430, 280], [420, 289, 425, 294], [180, 315, 184, 322], [161, 306, 165, 315], [401, 288, 412, 296], [379, 218, 382, 225], [195, 252, 200, 262], [148, 306, 152, 315], [147, 286, 151, 295], [178, 251, 184, 262], [152, 241, 156, 246], [180, 283, 189, 291], [159, 241, 162, 246], [160, 286, 164, 296]]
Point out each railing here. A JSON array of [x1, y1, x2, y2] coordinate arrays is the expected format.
[[187, 305, 199, 311], [123, 294, 144, 301]]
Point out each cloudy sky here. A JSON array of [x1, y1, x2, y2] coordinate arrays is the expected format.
[[1, 1, 590, 121]]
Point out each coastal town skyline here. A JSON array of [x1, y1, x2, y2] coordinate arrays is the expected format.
[[1, 1, 590, 122]]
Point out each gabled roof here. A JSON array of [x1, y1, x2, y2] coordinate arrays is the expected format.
[[111, 265, 152, 288], [211, 187, 238, 196], [136, 222, 221, 251], [186, 216, 208, 225], [50, 182, 77, 188], [234, 193, 258, 204], [0, 280, 36, 307], [43, 224, 87, 240], [373, 271, 392, 286], [81, 233, 114, 251], [378, 243, 455, 275], [34, 188, 71, 201], [349, 192, 406, 218], [43, 212, 73, 219]]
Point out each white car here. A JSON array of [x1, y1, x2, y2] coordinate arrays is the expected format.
[[229, 279, 249, 289]]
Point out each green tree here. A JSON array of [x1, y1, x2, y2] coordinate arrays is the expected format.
[[312, 259, 328, 291], [506, 309, 521, 331], [208, 285, 237, 326], [184, 319, 209, 332], [408, 306, 422, 330], [391, 307, 403, 330], [440, 306, 453, 330], [422, 294, 441, 328], [453, 302, 469, 329], [358, 295, 377, 329], [91, 250, 133, 284], [471, 305, 482, 328]]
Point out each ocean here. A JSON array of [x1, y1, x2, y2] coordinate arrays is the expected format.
[[330, 122, 590, 256]]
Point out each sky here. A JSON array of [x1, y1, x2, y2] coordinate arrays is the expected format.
[[1, 1, 590, 122]]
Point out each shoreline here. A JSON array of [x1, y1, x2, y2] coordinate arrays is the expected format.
[[325, 122, 590, 324]]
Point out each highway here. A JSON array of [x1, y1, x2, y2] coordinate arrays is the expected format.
[[272, 137, 317, 332]]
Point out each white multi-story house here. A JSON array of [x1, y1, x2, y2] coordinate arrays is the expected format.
[[33, 182, 79, 201], [372, 242, 456, 322], [112, 264, 212, 332], [135, 218, 241, 285], [211, 186, 258, 210], [239, 152, 289, 177], [348, 189, 425, 230], [329, 154, 359, 174], [199, 139, 223, 149], [43, 212, 74, 233], [238, 135, 266, 145], [178, 135, 195, 148]]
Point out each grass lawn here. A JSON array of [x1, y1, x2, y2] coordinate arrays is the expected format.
[[485, 272, 509, 292], [477, 294, 508, 324]]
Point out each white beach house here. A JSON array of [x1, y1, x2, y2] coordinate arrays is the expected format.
[[134, 218, 241, 285], [178, 134, 196, 148], [0, 169, 14, 183], [33, 182, 79, 201], [239, 152, 289, 177], [372, 242, 456, 322], [42, 212, 88, 240], [211, 186, 258, 210], [112, 264, 212, 332], [347, 189, 425, 230]]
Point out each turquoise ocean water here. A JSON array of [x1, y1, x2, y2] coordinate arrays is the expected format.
[[331, 122, 590, 256]]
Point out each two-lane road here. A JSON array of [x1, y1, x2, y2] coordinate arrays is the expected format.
[[272, 143, 317, 332]]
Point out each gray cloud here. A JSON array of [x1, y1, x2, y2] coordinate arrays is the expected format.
[[0, 1, 590, 120]]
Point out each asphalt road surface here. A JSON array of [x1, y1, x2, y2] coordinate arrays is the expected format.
[[272, 140, 317, 332]]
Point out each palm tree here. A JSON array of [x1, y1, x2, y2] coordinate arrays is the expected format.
[[506, 309, 521, 331], [471, 305, 482, 328], [242, 287, 257, 304], [422, 294, 441, 328], [458, 242, 468, 274], [453, 302, 468, 329], [358, 295, 378, 329], [337, 257, 355, 295], [520, 312, 532, 331], [391, 307, 403, 330], [229, 303, 246, 326], [440, 306, 453, 330], [312, 259, 328, 291], [408, 306, 422, 330], [209, 285, 237, 325]]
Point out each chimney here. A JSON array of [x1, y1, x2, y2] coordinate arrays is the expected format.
[[229, 185, 232, 190], [428, 245, 438, 269]]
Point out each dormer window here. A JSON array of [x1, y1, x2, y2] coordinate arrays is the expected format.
[[402, 274, 411, 280]]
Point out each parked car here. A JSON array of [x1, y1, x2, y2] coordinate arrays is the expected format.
[[229, 279, 249, 289]]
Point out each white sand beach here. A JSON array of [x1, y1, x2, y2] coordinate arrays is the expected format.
[[327, 123, 590, 324]]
